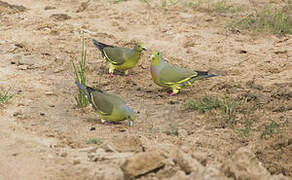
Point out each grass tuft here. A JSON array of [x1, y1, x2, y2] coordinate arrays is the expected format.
[[113, 0, 127, 3], [86, 138, 101, 144], [183, 94, 221, 113], [182, 94, 251, 126], [229, 8, 292, 35], [261, 121, 279, 139], [72, 34, 88, 107], [0, 88, 13, 105], [141, 0, 242, 14], [237, 101, 258, 138], [208, 0, 231, 14], [141, 0, 151, 7], [221, 94, 239, 125], [238, 116, 254, 138], [164, 123, 179, 136], [182, 1, 201, 10], [182, 93, 263, 138]]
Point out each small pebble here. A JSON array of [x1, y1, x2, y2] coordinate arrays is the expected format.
[[13, 111, 22, 117], [45, 91, 55, 95], [236, 49, 247, 54], [44, 6, 56, 10], [119, 128, 127, 132], [90, 127, 96, 131], [169, 100, 176, 104], [17, 65, 28, 70], [73, 159, 81, 165], [60, 152, 68, 157], [54, 68, 64, 73]]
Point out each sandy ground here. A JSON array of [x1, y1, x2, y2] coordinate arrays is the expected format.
[[0, 0, 291, 179]]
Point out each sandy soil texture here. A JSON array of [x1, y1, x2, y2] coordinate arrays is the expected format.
[[0, 0, 291, 179]]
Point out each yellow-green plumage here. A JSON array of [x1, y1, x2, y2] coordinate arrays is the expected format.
[[93, 39, 146, 76], [75, 82, 135, 126], [150, 51, 217, 95]]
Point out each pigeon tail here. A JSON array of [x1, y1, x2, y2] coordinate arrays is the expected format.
[[92, 39, 114, 57], [75, 81, 101, 95], [195, 71, 218, 78]]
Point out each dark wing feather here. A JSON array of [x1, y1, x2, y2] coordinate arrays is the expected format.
[[92, 39, 115, 58]]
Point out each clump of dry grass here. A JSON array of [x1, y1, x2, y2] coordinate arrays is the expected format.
[[86, 138, 101, 144], [229, 7, 292, 35], [261, 121, 279, 139], [0, 88, 13, 105], [183, 93, 261, 138], [183, 94, 242, 125]]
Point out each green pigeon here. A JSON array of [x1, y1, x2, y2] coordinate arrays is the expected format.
[[92, 39, 147, 77], [150, 51, 217, 95], [75, 81, 136, 126]]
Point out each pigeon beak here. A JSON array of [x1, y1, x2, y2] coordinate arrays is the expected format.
[[150, 54, 154, 59], [142, 47, 147, 51], [129, 120, 133, 127]]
